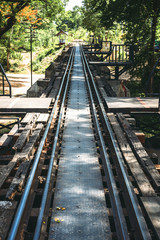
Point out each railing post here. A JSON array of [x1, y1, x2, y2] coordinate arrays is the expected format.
[[115, 66, 119, 80], [129, 45, 134, 62], [0, 63, 12, 97], [2, 75, 5, 96]]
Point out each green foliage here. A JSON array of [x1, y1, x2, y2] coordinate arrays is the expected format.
[[134, 114, 160, 143], [56, 6, 84, 32], [82, 0, 160, 93], [32, 44, 61, 73], [0, 47, 7, 67], [11, 51, 22, 60], [125, 81, 145, 97]]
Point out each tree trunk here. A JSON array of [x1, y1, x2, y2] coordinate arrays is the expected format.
[[0, 2, 29, 39], [7, 27, 13, 71]]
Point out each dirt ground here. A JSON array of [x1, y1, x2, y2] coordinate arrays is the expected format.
[[2, 73, 44, 97]]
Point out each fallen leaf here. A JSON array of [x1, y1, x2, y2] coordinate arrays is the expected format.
[[38, 176, 46, 184], [55, 218, 60, 223]]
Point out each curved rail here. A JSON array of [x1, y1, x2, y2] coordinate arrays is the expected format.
[[8, 48, 75, 240], [81, 46, 151, 240]]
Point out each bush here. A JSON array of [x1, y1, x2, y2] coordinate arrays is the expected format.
[[125, 80, 145, 97]]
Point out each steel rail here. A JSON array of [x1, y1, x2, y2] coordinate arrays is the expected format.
[[8, 48, 75, 240], [80, 46, 129, 240], [81, 46, 152, 240], [33, 47, 75, 240]]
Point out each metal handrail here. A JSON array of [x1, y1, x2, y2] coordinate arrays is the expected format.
[[108, 44, 133, 63], [8, 47, 75, 240], [0, 117, 19, 132], [0, 63, 12, 97]]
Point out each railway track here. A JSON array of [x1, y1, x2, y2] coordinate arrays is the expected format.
[[0, 44, 160, 240]]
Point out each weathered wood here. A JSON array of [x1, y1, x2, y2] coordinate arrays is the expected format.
[[40, 75, 56, 98], [40, 84, 53, 98], [102, 78, 117, 97], [107, 113, 156, 197], [12, 129, 30, 151], [36, 113, 49, 124], [155, 165, 160, 173], [117, 113, 160, 190], [48, 76, 62, 98], [12, 113, 40, 151], [0, 155, 13, 165], [0, 201, 17, 240], [0, 153, 21, 189], [8, 124, 18, 136], [6, 123, 44, 200], [21, 113, 36, 125], [0, 123, 43, 189], [140, 196, 160, 239], [95, 76, 109, 100], [0, 134, 12, 148], [134, 130, 145, 144], [125, 118, 136, 126], [6, 161, 31, 200]]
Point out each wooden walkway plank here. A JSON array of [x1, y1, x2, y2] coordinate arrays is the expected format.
[[0, 123, 43, 189], [0, 153, 21, 189], [0, 155, 13, 165], [117, 113, 160, 190], [21, 113, 36, 125], [140, 196, 160, 239], [6, 123, 44, 200], [8, 124, 18, 136], [48, 76, 62, 98], [0, 124, 19, 148], [0, 134, 12, 148], [107, 113, 156, 196], [0, 201, 17, 240], [12, 113, 40, 151], [36, 113, 49, 124]]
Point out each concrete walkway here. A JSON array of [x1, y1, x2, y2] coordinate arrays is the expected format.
[[49, 45, 111, 239]]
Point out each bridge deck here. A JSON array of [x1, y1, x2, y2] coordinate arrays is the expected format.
[[49, 46, 111, 239], [105, 97, 159, 112], [89, 61, 132, 66], [0, 98, 52, 113]]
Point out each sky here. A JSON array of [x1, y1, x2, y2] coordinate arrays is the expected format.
[[65, 0, 83, 11]]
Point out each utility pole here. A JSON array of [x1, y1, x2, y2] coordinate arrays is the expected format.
[[30, 26, 33, 86], [25, 25, 37, 87]]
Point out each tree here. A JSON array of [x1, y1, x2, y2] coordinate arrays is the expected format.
[[0, 0, 68, 38], [82, 0, 160, 93], [56, 6, 83, 32], [0, 1, 29, 37], [82, 0, 104, 37]]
